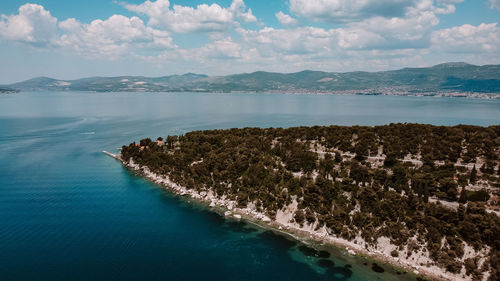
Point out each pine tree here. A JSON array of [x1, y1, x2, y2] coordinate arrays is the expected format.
[[470, 165, 477, 184]]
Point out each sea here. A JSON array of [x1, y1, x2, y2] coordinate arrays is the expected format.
[[1, 91, 499, 281]]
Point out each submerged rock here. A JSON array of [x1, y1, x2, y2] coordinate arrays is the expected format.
[[317, 250, 330, 258], [298, 245, 319, 257], [371, 263, 385, 273], [317, 259, 335, 268]]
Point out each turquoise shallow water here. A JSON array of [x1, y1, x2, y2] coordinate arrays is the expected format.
[[0, 92, 499, 281]]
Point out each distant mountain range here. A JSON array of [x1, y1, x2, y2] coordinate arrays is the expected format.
[[3, 63, 500, 94]]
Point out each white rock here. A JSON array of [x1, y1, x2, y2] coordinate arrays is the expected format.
[[233, 214, 242, 219]]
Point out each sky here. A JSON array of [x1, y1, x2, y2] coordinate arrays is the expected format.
[[0, 0, 499, 83]]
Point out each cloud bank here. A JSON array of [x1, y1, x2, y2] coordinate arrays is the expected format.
[[0, 0, 498, 75], [124, 0, 256, 33]]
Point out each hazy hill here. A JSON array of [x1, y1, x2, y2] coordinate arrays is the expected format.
[[4, 63, 500, 93]]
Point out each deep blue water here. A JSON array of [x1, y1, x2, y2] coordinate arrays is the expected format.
[[0, 92, 499, 281]]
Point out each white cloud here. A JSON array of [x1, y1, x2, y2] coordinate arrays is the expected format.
[[288, 0, 417, 22], [230, 0, 257, 23], [238, 27, 337, 55], [431, 23, 500, 53], [275, 11, 298, 25], [490, 0, 500, 9], [413, 0, 464, 15], [0, 3, 174, 58], [160, 33, 437, 75], [239, 8, 440, 53], [345, 11, 439, 49], [57, 15, 174, 58], [273, 0, 458, 51], [180, 37, 242, 60], [0, 4, 58, 46], [288, 0, 463, 22], [124, 0, 256, 33]]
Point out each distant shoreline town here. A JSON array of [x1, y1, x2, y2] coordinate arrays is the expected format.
[[263, 89, 500, 99]]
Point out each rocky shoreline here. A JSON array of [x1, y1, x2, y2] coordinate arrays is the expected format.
[[104, 151, 490, 281]]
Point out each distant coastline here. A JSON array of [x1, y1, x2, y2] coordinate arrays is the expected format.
[[0, 87, 19, 94], [7, 89, 500, 100], [5, 63, 500, 98]]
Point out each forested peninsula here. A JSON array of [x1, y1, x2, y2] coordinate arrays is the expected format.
[[119, 124, 499, 281]]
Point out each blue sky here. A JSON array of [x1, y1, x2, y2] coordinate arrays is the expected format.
[[0, 0, 499, 83]]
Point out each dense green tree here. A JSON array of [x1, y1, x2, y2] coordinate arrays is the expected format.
[[470, 165, 477, 184], [120, 123, 500, 277]]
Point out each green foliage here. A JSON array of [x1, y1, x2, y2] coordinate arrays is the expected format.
[[465, 189, 490, 202], [470, 166, 477, 184], [391, 249, 399, 257], [120, 123, 500, 276]]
